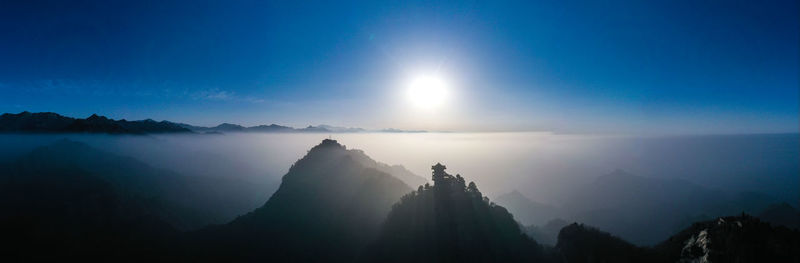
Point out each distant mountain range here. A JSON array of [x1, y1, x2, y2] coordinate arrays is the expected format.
[[495, 190, 561, 226], [0, 111, 191, 134], [524, 218, 570, 246], [0, 111, 426, 134], [177, 122, 426, 134]]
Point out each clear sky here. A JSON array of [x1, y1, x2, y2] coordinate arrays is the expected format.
[[0, 0, 797, 134]]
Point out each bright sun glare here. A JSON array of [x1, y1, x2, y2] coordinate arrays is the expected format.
[[407, 75, 449, 110]]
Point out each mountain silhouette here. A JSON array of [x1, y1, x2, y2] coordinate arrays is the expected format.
[[0, 140, 269, 230], [316, 125, 366, 133], [327, 147, 427, 189], [653, 214, 800, 262], [553, 214, 800, 262], [362, 163, 550, 263], [0, 111, 191, 134], [1, 111, 428, 134], [189, 139, 414, 262], [555, 223, 654, 262], [559, 169, 779, 245], [211, 123, 247, 131], [757, 202, 800, 229], [247, 123, 295, 132], [1, 138, 796, 262], [524, 218, 569, 246], [495, 190, 561, 226], [0, 140, 180, 261]]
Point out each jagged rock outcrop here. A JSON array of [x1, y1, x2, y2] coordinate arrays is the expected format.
[[654, 214, 800, 262], [552, 214, 800, 263]]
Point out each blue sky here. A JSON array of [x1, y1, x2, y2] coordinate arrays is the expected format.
[[0, 0, 797, 134]]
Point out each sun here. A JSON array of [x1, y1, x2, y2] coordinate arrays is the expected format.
[[407, 75, 449, 110]]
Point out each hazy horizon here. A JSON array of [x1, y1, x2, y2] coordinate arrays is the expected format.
[[2, 132, 796, 204]]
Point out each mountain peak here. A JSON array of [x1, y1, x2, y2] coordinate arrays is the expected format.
[[311, 138, 345, 151], [497, 189, 532, 203], [495, 189, 561, 226], [87, 113, 106, 120], [206, 138, 412, 261], [214, 123, 244, 130], [364, 163, 546, 262], [659, 214, 800, 262]]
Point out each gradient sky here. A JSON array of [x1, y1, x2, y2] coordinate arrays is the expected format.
[[0, 0, 797, 134]]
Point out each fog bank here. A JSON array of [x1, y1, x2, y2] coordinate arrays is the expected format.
[[0, 132, 796, 206]]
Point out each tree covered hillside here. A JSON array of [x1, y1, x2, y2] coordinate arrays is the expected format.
[[363, 163, 549, 262]]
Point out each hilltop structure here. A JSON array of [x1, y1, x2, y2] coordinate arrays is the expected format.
[[363, 163, 547, 262]]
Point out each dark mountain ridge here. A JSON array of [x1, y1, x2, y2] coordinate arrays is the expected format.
[[1, 139, 271, 230], [554, 214, 800, 262], [188, 139, 415, 262], [1, 111, 426, 134], [758, 202, 800, 229], [0, 111, 191, 134], [0, 140, 181, 261], [363, 163, 551, 262], [495, 189, 561, 226], [524, 218, 569, 246], [504, 169, 783, 245]]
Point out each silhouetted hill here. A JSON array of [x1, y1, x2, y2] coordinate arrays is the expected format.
[[174, 121, 423, 133], [0, 111, 191, 134], [503, 170, 783, 246], [298, 125, 331, 132], [1, 111, 427, 134], [653, 214, 800, 262], [212, 123, 246, 131], [561, 169, 778, 245], [189, 139, 413, 262], [0, 111, 74, 132], [524, 218, 569, 246], [556, 223, 653, 262], [175, 122, 383, 133], [552, 214, 800, 262], [379, 163, 428, 188], [0, 140, 269, 230], [0, 140, 180, 261], [248, 123, 295, 132], [362, 163, 549, 263], [495, 190, 561, 226], [334, 147, 427, 189], [758, 202, 800, 229], [317, 124, 365, 133]]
